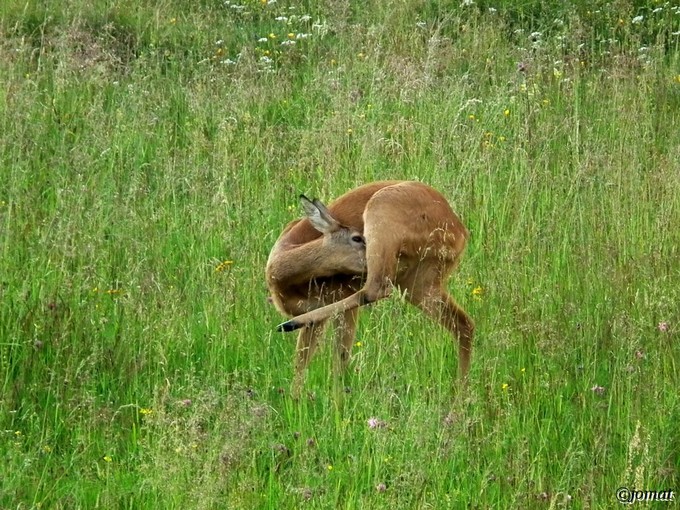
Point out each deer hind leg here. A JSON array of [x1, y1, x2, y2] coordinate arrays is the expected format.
[[333, 308, 359, 374], [406, 273, 474, 381], [358, 220, 401, 304], [434, 293, 473, 380], [292, 322, 326, 398]]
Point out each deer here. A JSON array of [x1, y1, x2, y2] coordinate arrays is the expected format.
[[266, 180, 474, 397]]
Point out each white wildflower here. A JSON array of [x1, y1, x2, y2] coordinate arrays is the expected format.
[[632, 15, 644, 24], [312, 21, 330, 37]]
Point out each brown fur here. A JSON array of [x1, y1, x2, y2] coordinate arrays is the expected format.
[[266, 181, 473, 396]]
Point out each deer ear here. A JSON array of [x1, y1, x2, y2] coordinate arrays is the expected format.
[[300, 195, 339, 234]]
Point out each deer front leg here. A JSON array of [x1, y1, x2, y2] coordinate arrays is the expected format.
[[333, 308, 359, 374], [292, 322, 325, 398]]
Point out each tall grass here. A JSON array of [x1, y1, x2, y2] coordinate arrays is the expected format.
[[1, 0, 679, 508]]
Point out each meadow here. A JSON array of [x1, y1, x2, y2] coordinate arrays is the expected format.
[[1, 0, 679, 508]]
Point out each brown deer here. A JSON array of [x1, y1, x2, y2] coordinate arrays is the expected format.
[[266, 181, 473, 396]]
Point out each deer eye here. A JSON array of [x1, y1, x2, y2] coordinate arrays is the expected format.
[[351, 235, 365, 245]]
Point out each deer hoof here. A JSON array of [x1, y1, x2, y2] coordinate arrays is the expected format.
[[277, 320, 302, 332]]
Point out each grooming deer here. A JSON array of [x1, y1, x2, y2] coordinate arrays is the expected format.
[[266, 181, 473, 396]]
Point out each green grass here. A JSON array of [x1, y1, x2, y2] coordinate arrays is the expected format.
[[1, 0, 679, 508]]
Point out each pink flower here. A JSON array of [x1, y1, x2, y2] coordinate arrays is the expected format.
[[658, 321, 669, 333], [591, 385, 605, 396], [367, 417, 386, 429]]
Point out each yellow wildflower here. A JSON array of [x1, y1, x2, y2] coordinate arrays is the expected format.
[[215, 260, 234, 272]]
